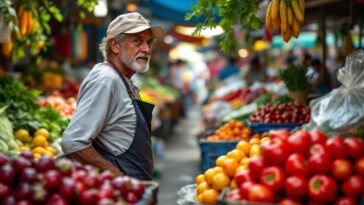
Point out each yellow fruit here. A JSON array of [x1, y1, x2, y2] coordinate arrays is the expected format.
[[235, 165, 247, 175], [196, 174, 205, 185], [249, 138, 261, 145], [213, 166, 224, 174], [35, 128, 49, 139], [287, 5, 293, 26], [216, 155, 228, 167], [265, 1, 273, 31], [249, 144, 261, 157], [204, 168, 218, 185], [280, 0, 287, 32], [32, 135, 48, 148], [240, 157, 250, 169], [236, 141, 250, 155], [271, 0, 280, 21], [19, 146, 30, 152], [32, 146, 46, 155], [202, 189, 219, 205], [272, 18, 281, 30], [291, 0, 304, 22], [261, 137, 270, 143], [15, 129, 29, 142], [227, 149, 245, 163], [292, 16, 301, 38], [196, 181, 210, 195], [33, 153, 41, 159], [196, 193, 204, 203], [223, 158, 239, 177], [43, 150, 54, 157], [230, 179, 237, 189], [282, 26, 292, 42], [299, 0, 305, 16], [46, 147, 58, 155], [212, 172, 231, 191], [2, 41, 13, 58]]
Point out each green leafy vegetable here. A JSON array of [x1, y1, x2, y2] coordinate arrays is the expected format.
[[279, 64, 310, 91]]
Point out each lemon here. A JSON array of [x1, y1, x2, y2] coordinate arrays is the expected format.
[[35, 128, 49, 139], [32, 135, 48, 148], [15, 129, 29, 142]]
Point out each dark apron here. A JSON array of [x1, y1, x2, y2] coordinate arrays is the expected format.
[[93, 62, 155, 180]]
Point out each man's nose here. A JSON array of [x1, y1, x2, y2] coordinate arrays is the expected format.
[[140, 42, 152, 54]]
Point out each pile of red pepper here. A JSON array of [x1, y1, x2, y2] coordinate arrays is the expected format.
[[227, 129, 364, 204]]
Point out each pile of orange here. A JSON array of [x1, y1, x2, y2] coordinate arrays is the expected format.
[[206, 120, 257, 141], [16, 128, 58, 159], [195, 137, 269, 204]]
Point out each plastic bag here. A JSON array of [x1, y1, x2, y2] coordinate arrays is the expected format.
[[307, 50, 364, 136], [177, 184, 201, 205]]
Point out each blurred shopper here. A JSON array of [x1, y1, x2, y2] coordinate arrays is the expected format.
[[244, 56, 267, 85], [329, 54, 344, 89], [310, 59, 331, 95], [218, 56, 240, 81], [61, 12, 165, 180]]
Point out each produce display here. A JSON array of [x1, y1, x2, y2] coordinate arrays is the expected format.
[[265, 0, 306, 42], [139, 78, 179, 108], [195, 137, 269, 204], [0, 152, 148, 204], [15, 128, 58, 159], [38, 92, 76, 119], [205, 120, 258, 142], [225, 129, 364, 204], [249, 102, 310, 124], [209, 88, 266, 107], [0, 107, 19, 156], [0, 76, 68, 142]]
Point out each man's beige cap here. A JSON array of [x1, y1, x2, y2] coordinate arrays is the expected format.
[[106, 12, 165, 39]]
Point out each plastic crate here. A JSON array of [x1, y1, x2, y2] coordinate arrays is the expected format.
[[136, 181, 159, 205], [199, 140, 238, 172], [248, 122, 304, 134]]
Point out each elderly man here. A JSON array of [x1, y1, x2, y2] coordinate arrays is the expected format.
[[61, 12, 164, 180]]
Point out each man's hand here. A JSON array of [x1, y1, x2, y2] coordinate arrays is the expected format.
[[70, 146, 123, 177]]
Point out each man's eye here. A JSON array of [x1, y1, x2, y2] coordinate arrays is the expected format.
[[134, 39, 142, 45]]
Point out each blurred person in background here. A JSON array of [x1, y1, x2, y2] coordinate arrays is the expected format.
[[310, 59, 331, 95], [328, 53, 344, 89], [244, 56, 267, 85], [218, 56, 240, 81], [61, 12, 165, 180]]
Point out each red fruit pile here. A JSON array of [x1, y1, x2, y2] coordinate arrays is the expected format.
[[228, 129, 364, 204], [249, 102, 310, 124], [0, 151, 145, 205]]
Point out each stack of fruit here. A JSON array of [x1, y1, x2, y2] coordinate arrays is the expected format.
[[249, 102, 310, 124], [38, 92, 76, 119], [225, 129, 364, 204], [15, 128, 58, 159], [205, 120, 258, 142], [265, 0, 305, 42], [0, 152, 147, 204], [195, 137, 269, 205]]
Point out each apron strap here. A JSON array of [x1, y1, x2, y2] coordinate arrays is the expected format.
[[104, 61, 136, 100]]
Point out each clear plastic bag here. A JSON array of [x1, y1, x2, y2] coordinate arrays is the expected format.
[[308, 50, 364, 136], [177, 184, 201, 205]]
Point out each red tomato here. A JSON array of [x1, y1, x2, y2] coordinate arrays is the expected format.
[[285, 153, 310, 177], [342, 175, 364, 198], [345, 137, 364, 160], [287, 130, 312, 155], [334, 196, 357, 205], [247, 184, 274, 203], [308, 175, 338, 203], [269, 129, 291, 141], [331, 159, 353, 181], [309, 144, 329, 157], [248, 156, 266, 181], [355, 156, 364, 177], [310, 130, 328, 145], [279, 198, 303, 205], [235, 169, 254, 188], [308, 152, 331, 174], [260, 166, 286, 192], [325, 136, 348, 158], [285, 175, 308, 200], [261, 138, 289, 166]]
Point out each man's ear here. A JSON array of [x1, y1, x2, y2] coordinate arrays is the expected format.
[[109, 39, 121, 54]]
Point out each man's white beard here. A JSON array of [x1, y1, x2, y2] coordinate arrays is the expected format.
[[120, 49, 150, 73]]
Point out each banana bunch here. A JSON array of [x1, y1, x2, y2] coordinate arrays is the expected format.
[[17, 6, 34, 37], [265, 0, 305, 42]]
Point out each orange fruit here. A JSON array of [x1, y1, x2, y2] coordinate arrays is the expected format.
[[233, 128, 241, 136], [196, 181, 210, 195], [212, 172, 231, 191], [223, 158, 239, 177], [230, 179, 238, 189], [249, 144, 261, 157], [213, 166, 224, 174], [249, 137, 261, 145], [236, 121, 244, 128], [236, 141, 251, 155], [216, 155, 228, 167], [196, 174, 205, 185], [240, 157, 250, 168], [35, 128, 49, 139], [196, 193, 204, 203], [203, 189, 219, 205], [32, 135, 48, 148], [204, 168, 218, 185], [227, 149, 245, 163]]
